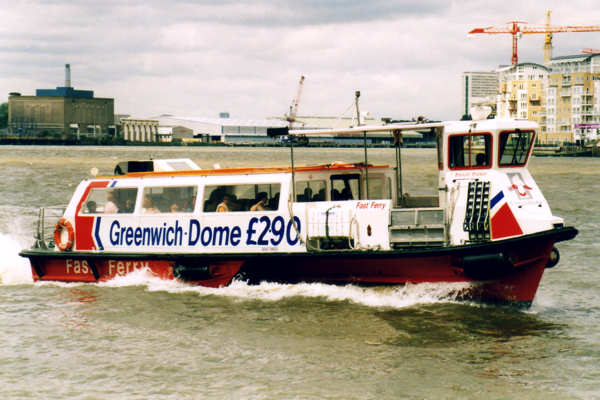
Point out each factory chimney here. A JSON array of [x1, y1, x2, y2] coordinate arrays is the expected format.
[[65, 64, 71, 87]]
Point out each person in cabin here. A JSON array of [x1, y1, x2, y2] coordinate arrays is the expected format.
[[475, 153, 487, 166], [141, 195, 160, 214], [216, 194, 233, 212], [122, 198, 135, 213], [86, 201, 97, 213], [104, 191, 119, 213], [250, 192, 269, 211]]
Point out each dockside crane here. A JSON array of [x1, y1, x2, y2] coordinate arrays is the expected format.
[[285, 75, 305, 129], [469, 11, 600, 65]]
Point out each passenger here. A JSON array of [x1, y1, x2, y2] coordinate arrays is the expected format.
[[86, 201, 97, 213], [141, 195, 160, 214], [332, 189, 341, 200], [250, 192, 269, 211], [475, 153, 487, 166], [268, 192, 280, 209], [122, 199, 135, 213], [105, 191, 119, 213], [341, 187, 353, 200], [170, 203, 181, 213], [182, 198, 194, 212], [227, 194, 242, 211], [303, 187, 312, 203], [216, 194, 232, 212], [316, 188, 326, 201]]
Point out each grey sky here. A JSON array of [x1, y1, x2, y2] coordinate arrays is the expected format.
[[1, 0, 599, 120]]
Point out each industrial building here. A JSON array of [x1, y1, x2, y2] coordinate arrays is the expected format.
[[8, 64, 115, 137]]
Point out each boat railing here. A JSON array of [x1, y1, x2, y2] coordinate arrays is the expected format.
[[34, 206, 67, 249]]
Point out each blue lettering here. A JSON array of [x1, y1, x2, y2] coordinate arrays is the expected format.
[[257, 216, 270, 245], [161, 223, 167, 246], [286, 217, 301, 245], [230, 226, 241, 246], [109, 220, 120, 245], [134, 227, 142, 245], [166, 226, 174, 246], [150, 226, 162, 245], [125, 227, 134, 245], [212, 226, 230, 246], [201, 227, 212, 246], [175, 220, 183, 246], [246, 217, 258, 245], [189, 219, 200, 245]]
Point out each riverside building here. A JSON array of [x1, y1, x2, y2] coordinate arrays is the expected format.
[[8, 64, 115, 137]]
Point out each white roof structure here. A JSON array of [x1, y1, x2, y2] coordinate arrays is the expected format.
[[153, 115, 287, 136]]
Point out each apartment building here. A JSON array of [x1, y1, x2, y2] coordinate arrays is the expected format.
[[546, 54, 600, 143], [496, 63, 549, 139]]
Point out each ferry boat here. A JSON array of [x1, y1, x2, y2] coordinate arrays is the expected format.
[[20, 117, 577, 306]]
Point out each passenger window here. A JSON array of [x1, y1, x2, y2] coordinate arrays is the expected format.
[[331, 174, 360, 200], [203, 183, 281, 212], [80, 187, 138, 214], [448, 134, 492, 169], [499, 130, 534, 166], [364, 175, 389, 199], [296, 180, 326, 202], [141, 186, 197, 213]]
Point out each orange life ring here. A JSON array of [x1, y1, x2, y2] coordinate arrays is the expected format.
[[54, 218, 74, 251]]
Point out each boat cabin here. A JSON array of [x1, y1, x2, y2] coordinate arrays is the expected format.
[[39, 118, 562, 257]]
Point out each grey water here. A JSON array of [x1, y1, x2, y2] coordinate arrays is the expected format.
[[0, 145, 598, 399]]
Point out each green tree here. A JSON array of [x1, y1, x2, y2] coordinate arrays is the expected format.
[[0, 102, 7, 128]]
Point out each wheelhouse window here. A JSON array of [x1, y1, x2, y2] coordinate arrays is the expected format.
[[203, 183, 281, 212], [142, 186, 197, 213], [80, 187, 138, 214], [448, 133, 492, 169], [331, 174, 360, 200], [499, 130, 535, 167], [296, 180, 326, 202]]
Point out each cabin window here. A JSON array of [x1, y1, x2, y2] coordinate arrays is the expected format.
[[80, 187, 138, 214], [331, 174, 360, 200], [296, 180, 326, 202], [203, 183, 281, 212], [448, 133, 492, 169], [141, 186, 197, 213], [364, 175, 391, 199], [499, 130, 534, 167]]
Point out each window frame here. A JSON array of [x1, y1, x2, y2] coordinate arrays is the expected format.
[[78, 187, 139, 215], [447, 132, 493, 171], [202, 183, 282, 213], [497, 129, 536, 168], [140, 185, 199, 214]]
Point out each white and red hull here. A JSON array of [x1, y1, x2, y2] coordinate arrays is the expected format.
[[22, 227, 576, 306]]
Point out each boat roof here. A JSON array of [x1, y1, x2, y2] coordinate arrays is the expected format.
[[99, 162, 390, 180]]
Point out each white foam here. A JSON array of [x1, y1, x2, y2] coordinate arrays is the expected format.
[[0, 235, 473, 309], [97, 268, 473, 309], [0, 233, 34, 285]]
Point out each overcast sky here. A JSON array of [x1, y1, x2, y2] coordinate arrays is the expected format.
[[1, 0, 599, 120]]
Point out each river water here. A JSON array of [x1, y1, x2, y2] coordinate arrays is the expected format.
[[0, 145, 598, 399]]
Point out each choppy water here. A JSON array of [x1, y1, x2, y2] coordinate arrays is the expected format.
[[0, 145, 599, 399]]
